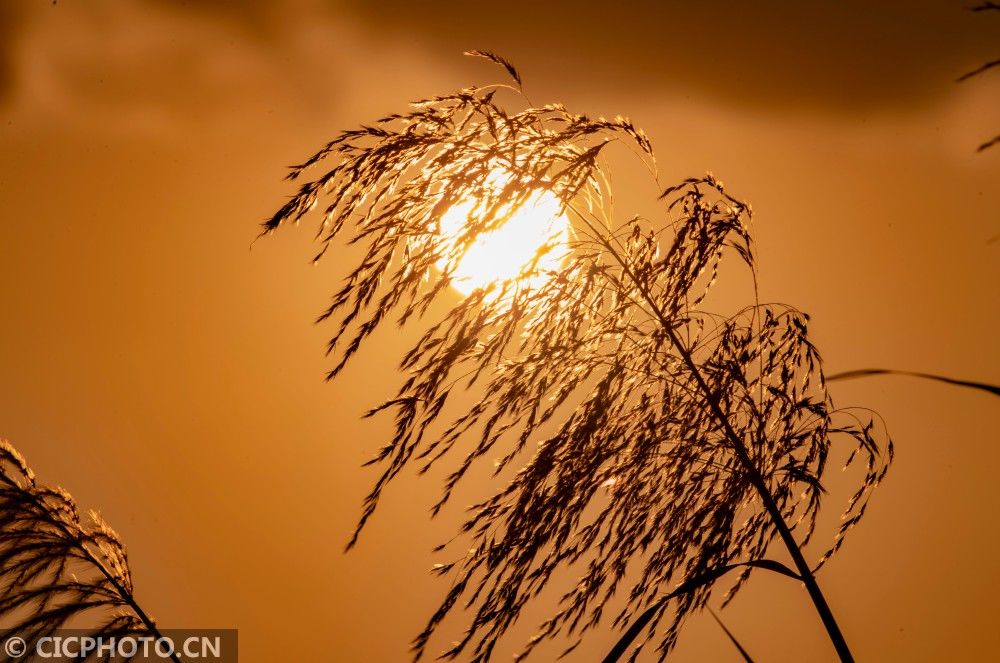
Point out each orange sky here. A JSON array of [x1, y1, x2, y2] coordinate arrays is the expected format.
[[1, 1, 998, 661]]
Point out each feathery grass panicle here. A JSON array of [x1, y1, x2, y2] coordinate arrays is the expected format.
[[0, 440, 177, 663], [265, 56, 891, 662]]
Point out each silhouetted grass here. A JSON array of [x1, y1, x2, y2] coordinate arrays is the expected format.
[[265, 55, 892, 662], [0, 440, 177, 663], [707, 607, 754, 663], [963, 3, 999, 151], [828, 369, 1000, 397]]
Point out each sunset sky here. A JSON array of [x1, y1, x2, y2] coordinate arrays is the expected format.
[[1, 1, 998, 661]]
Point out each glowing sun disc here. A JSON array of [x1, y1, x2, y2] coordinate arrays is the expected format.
[[437, 188, 570, 296]]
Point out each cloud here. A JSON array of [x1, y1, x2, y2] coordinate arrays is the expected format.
[[3, 0, 996, 148], [341, 0, 998, 114], [0, 0, 443, 138], [0, 2, 28, 106]]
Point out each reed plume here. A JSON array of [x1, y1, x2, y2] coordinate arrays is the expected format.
[[0, 439, 176, 663], [264, 54, 892, 662]]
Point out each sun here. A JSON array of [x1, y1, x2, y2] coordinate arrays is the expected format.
[[437, 181, 570, 297]]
